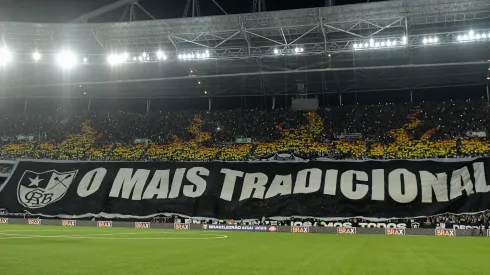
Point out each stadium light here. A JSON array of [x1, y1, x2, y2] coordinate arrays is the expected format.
[[0, 47, 13, 65], [83, 57, 88, 63], [273, 48, 279, 54], [457, 30, 490, 43], [179, 51, 210, 60], [422, 37, 439, 45], [107, 53, 128, 66], [32, 51, 41, 61], [56, 51, 77, 69]]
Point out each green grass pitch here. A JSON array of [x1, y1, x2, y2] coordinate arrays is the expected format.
[[1, 224, 490, 275]]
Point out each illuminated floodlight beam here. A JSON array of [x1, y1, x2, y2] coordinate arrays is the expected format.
[[156, 51, 167, 60], [0, 47, 13, 65], [32, 52, 41, 61], [56, 51, 77, 69], [107, 53, 129, 65]]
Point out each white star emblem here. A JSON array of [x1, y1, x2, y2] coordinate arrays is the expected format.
[[28, 176, 43, 187]]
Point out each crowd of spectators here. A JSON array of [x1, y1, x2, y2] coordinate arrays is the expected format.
[[0, 99, 488, 163]]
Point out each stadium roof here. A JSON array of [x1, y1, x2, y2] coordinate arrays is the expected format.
[[0, 0, 489, 101]]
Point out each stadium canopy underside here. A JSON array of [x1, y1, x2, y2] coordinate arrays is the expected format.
[[0, 0, 489, 101]]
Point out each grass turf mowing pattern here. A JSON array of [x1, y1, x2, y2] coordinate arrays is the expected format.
[[1, 225, 489, 275]]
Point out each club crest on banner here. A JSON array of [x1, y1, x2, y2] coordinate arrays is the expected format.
[[17, 169, 78, 209], [410, 222, 420, 228]]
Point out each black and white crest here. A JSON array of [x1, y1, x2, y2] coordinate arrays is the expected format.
[[17, 170, 78, 209]]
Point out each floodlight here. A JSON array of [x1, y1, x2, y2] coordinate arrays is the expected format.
[[300, 47, 304, 52], [273, 48, 279, 54], [156, 50, 164, 60], [375, 42, 380, 47], [369, 38, 374, 44], [457, 35, 462, 41], [423, 38, 428, 44], [56, 51, 77, 69], [381, 41, 385, 47], [463, 34, 468, 40], [107, 55, 114, 64], [353, 44, 358, 48], [433, 37, 439, 43], [32, 52, 41, 61], [107, 54, 122, 65], [483, 34, 488, 39], [122, 52, 129, 61], [363, 43, 368, 48], [178, 54, 183, 59], [133, 56, 137, 61], [469, 30, 474, 39], [138, 56, 143, 62], [402, 36, 407, 41], [294, 48, 299, 53], [476, 34, 481, 39], [205, 50, 210, 55], [83, 57, 88, 63], [0, 47, 13, 65]]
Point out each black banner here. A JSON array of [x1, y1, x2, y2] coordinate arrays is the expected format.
[[0, 159, 490, 219], [443, 223, 489, 230]]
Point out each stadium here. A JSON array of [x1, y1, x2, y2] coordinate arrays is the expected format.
[[1, 0, 490, 274]]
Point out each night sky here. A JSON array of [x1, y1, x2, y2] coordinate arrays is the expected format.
[[0, 0, 390, 23]]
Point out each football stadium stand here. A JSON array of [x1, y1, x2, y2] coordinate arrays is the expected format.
[[0, 99, 488, 164]]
